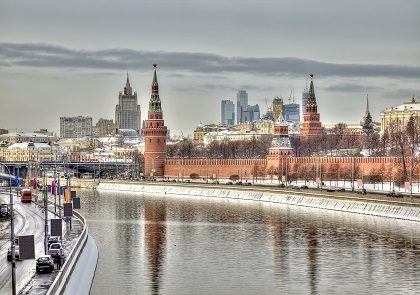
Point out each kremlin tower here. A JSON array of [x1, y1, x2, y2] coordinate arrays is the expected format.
[[143, 65, 168, 177], [266, 115, 294, 171], [300, 74, 323, 136]]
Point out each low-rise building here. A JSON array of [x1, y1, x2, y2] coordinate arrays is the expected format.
[[380, 97, 420, 133], [0, 132, 55, 144], [0, 142, 58, 162], [203, 130, 271, 145]]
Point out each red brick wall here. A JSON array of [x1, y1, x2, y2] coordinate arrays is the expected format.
[[164, 157, 414, 181]]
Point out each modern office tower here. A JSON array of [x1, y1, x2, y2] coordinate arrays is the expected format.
[[236, 90, 248, 124], [272, 97, 284, 120], [60, 116, 93, 138], [143, 65, 168, 177], [221, 100, 235, 125], [283, 103, 300, 123], [302, 89, 309, 121], [300, 74, 322, 136], [242, 104, 260, 122], [93, 118, 117, 137], [115, 73, 141, 133]]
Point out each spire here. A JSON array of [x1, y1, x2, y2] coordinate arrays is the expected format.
[[307, 74, 316, 105], [366, 94, 370, 114], [149, 64, 162, 113], [124, 72, 132, 95]]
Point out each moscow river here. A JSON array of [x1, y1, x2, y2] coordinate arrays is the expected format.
[[78, 189, 420, 295]]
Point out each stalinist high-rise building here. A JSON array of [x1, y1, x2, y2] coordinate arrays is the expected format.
[[143, 65, 168, 177], [115, 73, 141, 133]]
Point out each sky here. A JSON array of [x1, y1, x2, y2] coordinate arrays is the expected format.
[[0, 0, 419, 136]]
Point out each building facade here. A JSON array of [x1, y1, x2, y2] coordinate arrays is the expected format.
[[236, 90, 248, 124], [272, 97, 284, 120], [143, 65, 168, 177], [302, 89, 309, 121], [221, 100, 235, 125], [300, 74, 322, 136], [93, 118, 117, 137], [380, 97, 420, 134], [243, 104, 260, 122], [115, 74, 141, 133], [60, 116, 93, 138], [283, 103, 300, 123]]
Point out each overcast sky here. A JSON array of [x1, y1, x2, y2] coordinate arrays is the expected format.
[[0, 0, 419, 136]]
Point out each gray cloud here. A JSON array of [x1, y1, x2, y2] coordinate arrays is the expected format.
[[383, 89, 419, 100], [323, 83, 384, 93], [1, 42, 419, 79]]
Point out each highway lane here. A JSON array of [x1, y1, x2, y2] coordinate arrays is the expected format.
[[0, 191, 54, 294]]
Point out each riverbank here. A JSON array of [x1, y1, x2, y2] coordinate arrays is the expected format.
[[97, 182, 420, 222]]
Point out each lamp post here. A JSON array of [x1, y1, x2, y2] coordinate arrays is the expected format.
[[0, 162, 16, 295]]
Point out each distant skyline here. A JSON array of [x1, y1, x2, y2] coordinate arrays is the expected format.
[[0, 0, 419, 136]]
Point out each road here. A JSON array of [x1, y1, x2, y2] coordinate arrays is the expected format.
[[0, 189, 59, 295]]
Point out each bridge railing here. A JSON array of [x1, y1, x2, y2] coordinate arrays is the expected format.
[[46, 210, 88, 295]]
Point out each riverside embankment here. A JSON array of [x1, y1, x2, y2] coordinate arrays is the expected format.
[[96, 181, 420, 222]]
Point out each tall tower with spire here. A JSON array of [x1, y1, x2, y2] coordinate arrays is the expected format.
[[115, 73, 141, 133], [362, 94, 374, 134], [143, 65, 168, 177], [300, 74, 322, 136]]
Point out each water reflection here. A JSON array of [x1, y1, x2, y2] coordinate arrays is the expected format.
[[77, 190, 420, 295], [144, 198, 167, 295]]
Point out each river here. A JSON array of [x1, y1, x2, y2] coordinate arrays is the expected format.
[[77, 188, 420, 295]]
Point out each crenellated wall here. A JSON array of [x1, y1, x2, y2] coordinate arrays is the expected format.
[[164, 157, 417, 181]]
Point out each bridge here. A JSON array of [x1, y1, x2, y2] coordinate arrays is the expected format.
[[0, 161, 139, 180]]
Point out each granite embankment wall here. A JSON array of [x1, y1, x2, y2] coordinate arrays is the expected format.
[[97, 182, 420, 222]]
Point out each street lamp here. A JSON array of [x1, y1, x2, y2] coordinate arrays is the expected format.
[[0, 162, 16, 295]]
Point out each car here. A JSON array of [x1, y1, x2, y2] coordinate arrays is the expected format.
[[48, 243, 64, 258], [211, 180, 219, 184], [300, 185, 309, 189], [326, 187, 335, 192], [337, 187, 346, 192], [242, 182, 252, 186], [225, 181, 233, 185], [36, 255, 55, 274], [277, 183, 285, 188], [0, 203, 10, 219], [235, 181, 242, 185], [7, 245, 20, 261], [387, 191, 403, 198], [184, 180, 191, 183], [48, 236, 62, 247], [357, 188, 367, 195]]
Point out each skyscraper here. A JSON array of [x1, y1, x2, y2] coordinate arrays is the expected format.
[[272, 97, 283, 120], [236, 90, 248, 124], [221, 100, 235, 125], [115, 73, 141, 133], [283, 103, 300, 123], [302, 89, 309, 121], [242, 104, 260, 122]]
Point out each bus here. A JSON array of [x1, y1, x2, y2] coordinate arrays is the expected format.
[[21, 189, 32, 203]]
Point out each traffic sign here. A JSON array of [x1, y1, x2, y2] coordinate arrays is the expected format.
[[63, 203, 73, 217], [50, 219, 63, 237], [18, 235, 35, 260]]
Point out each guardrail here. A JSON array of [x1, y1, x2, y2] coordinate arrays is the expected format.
[[46, 210, 88, 295]]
